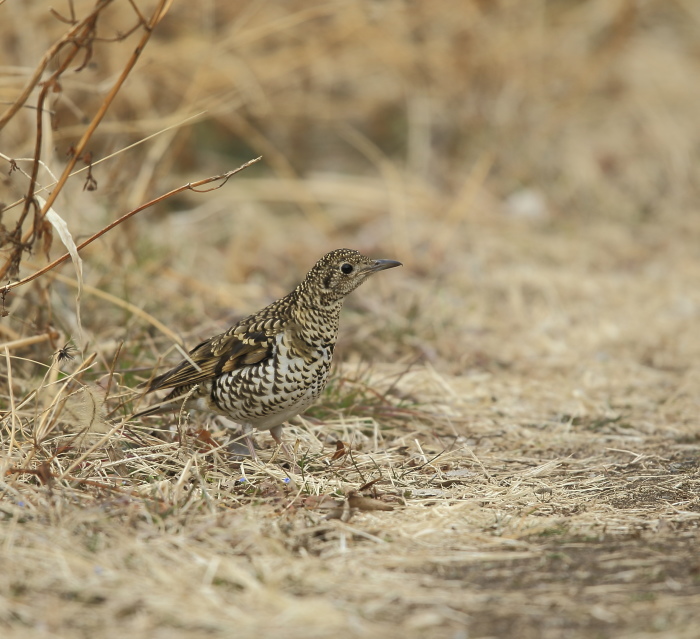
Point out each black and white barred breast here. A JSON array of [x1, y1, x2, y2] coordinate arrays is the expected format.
[[207, 331, 334, 430]]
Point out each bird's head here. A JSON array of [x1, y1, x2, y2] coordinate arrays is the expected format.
[[300, 248, 402, 305]]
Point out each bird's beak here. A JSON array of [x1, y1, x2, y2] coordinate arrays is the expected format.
[[365, 259, 403, 273]]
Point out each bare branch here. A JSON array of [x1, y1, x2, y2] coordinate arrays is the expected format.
[[0, 158, 262, 295]]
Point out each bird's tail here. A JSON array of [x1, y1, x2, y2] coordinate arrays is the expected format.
[[131, 403, 164, 419]]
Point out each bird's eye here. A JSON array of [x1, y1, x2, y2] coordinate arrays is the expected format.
[[340, 263, 354, 274]]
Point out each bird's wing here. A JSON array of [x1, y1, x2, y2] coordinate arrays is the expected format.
[[146, 316, 288, 392]]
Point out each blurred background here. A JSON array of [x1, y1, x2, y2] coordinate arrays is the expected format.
[[2, 0, 700, 377]]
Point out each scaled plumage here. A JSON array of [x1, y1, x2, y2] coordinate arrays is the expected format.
[[137, 249, 401, 458]]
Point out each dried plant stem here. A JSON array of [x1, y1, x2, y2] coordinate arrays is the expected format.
[[0, 332, 59, 352], [56, 418, 125, 481], [4, 347, 19, 458], [7, 4, 109, 264], [1, 158, 262, 296], [0, 1, 112, 130], [43, 270, 183, 346], [0, 0, 174, 282], [1, 111, 206, 214]]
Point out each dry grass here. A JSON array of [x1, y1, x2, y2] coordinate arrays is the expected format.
[[2, 1, 700, 638]]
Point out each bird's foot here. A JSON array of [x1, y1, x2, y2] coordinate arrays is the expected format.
[[269, 425, 302, 472]]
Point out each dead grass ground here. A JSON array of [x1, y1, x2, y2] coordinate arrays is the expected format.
[[2, 1, 700, 638]]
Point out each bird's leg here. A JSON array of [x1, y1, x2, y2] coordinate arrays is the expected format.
[[215, 416, 258, 461], [242, 423, 259, 461], [269, 424, 294, 460]]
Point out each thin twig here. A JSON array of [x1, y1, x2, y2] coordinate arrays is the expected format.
[[1, 158, 262, 295], [39, 269, 183, 346], [0, 332, 59, 352], [4, 3, 112, 280], [0, 0, 173, 281], [0, 1, 113, 130], [1, 111, 206, 214], [4, 347, 18, 458]]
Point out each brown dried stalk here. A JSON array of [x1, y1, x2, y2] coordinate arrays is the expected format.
[[0, 0, 174, 281], [0, 157, 262, 296]]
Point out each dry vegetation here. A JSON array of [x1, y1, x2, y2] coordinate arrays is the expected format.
[[2, 1, 700, 637]]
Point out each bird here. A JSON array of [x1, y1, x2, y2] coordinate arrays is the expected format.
[[135, 248, 402, 460]]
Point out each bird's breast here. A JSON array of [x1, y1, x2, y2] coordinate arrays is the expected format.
[[209, 331, 334, 430]]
